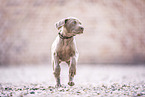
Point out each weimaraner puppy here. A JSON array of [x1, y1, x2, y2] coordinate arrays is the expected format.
[[51, 17, 84, 87]]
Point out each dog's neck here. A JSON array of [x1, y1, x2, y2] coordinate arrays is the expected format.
[[58, 33, 73, 39], [58, 32, 74, 46], [58, 27, 75, 40]]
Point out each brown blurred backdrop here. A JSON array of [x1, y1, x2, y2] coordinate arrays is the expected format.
[[0, 0, 145, 65]]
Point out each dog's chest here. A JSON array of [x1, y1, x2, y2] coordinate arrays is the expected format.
[[57, 40, 75, 61]]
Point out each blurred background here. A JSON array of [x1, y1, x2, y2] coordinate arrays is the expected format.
[[0, 0, 145, 66]]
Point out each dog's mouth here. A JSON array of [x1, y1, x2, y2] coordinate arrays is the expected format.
[[72, 30, 83, 35], [78, 31, 83, 34]]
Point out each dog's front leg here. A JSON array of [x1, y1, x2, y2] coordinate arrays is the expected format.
[[68, 57, 76, 86], [53, 55, 61, 87]]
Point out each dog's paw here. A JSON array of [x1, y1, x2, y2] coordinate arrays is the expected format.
[[68, 81, 75, 86]]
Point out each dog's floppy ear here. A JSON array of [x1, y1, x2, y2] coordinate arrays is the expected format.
[[55, 18, 68, 30]]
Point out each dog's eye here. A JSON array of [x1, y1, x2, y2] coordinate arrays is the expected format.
[[73, 21, 76, 25]]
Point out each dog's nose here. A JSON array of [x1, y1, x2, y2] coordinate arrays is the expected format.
[[80, 27, 84, 31]]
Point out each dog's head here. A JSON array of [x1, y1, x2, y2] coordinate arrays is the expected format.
[[55, 17, 84, 36]]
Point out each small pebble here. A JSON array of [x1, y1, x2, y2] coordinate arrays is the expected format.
[[30, 91, 35, 94], [137, 93, 143, 96], [77, 91, 81, 93], [50, 89, 53, 91]]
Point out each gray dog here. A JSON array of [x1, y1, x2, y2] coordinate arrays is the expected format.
[[51, 17, 84, 87]]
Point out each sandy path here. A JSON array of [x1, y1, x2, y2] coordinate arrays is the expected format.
[[0, 64, 145, 97]]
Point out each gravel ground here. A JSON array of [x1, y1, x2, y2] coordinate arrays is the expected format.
[[0, 64, 145, 97]]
